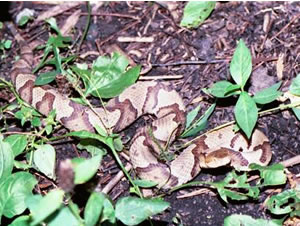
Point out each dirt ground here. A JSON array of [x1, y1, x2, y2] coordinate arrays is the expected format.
[[1, 1, 300, 225]]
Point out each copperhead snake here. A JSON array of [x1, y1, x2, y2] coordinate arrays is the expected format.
[[10, 29, 272, 189]]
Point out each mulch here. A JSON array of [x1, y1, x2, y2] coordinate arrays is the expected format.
[[0, 2, 299, 225]]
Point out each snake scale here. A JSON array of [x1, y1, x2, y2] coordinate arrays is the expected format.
[[10, 28, 272, 189]]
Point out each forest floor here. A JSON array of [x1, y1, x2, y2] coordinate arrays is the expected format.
[[0, 2, 300, 225]]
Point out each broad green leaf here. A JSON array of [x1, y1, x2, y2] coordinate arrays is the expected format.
[[209, 81, 238, 98], [66, 130, 109, 147], [73, 52, 140, 98], [289, 73, 300, 95], [77, 139, 107, 157], [84, 192, 106, 226], [234, 92, 258, 138], [224, 214, 282, 226], [4, 135, 27, 157], [0, 137, 14, 182], [224, 84, 241, 96], [16, 8, 34, 27], [180, 1, 216, 28], [72, 154, 102, 184], [45, 18, 62, 36], [4, 40, 12, 49], [133, 179, 158, 188], [35, 71, 59, 86], [253, 82, 282, 104], [33, 144, 56, 180], [250, 164, 286, 186], [217, 188, 249, 203], [90, 65, 140, 98], [115, 197, 169, 226], [31, 117, 41, 127], [14, 160, 32, 170], [101, 198, 116, 224], [230, 40, 252, 89], [292, 108, 300, 120], [210, 171, 260, 203], [181, 103, 215, 138], [8, 215, 30, 226], [26, 189, 65, 226], [18, 15, 32, 27], [48, 207, 80, 226], [266, 189, 300, 215], [0, 172, 37, 219], [185, 105, 201, 129]]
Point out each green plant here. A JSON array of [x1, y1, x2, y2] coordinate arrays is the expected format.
[[180, 1, 216, 28], [0, 22, 12, 59], [1, 14, 300, 226]]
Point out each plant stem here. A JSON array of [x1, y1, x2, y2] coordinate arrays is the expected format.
[[107, 138, 143, 198], [77, 1, 91, 52]]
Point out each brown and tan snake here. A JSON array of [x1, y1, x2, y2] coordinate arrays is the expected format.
[[10, 28, 272, 189]]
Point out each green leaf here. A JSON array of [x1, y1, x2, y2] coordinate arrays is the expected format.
[[210, 171, 260, 203], [73, 52, 141, 99], [8, 215, 30, 226], [72, 154, 102, 184], [90, 65, 140, 98], [180, 1, 216, 28], [224, 214, 282, 226], [66, 130, 110, 147], [84, 192, 106, 226], [26, 189, 65, 226], [181, 103, 215, 138], [77, 139, 107, 157], [18, 15, 32, 27], [0, 137, 14, 182], [31, 117, 41, 127], [0, 172, 37, 219], [250, 164, 286, 186], [47, 207, 80, 226], [289, 73, 300, 95], [4, 40, 12, 49], [33, 144, 56, 180], [101, 197, 115, 224], [45, 18, 62, 36], [14, 160, 32, 170], [217, 188, 249, 203], [230, 40, 252, 89], [234, 92, 258, 138], [115, 197, 169, 226], [266, 189, 300, 215], [224, 84, 241, 96], [209, 81, 239, 98], [292, 107, 300, 120], [253, 82, 282, 104], [133, 179, 158, 188], [4, 135, 28, 157], [35, 71, 59, 86], [185, 105, 201, 129], [16, 8, 34, 27]]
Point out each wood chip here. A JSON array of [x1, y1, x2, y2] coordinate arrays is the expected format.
[[36, 2, 82, 22], [60, 9, 81, 36], [276, 53, 284, 80], [177, 188, 216, 199], [139, 75, 183, 80], [117, 36, 154, 43]]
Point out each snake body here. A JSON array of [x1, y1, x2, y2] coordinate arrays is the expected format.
[[11, 34, 272, 189]]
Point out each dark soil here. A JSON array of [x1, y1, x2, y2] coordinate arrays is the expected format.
[[1, 2, 300, 225]]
